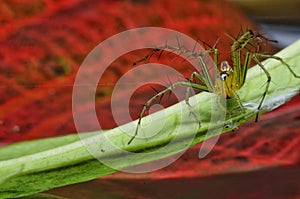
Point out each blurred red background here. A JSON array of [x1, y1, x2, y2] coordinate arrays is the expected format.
[[0, 0, 299, 198]]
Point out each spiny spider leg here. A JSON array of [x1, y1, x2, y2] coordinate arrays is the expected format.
[[251, 53, 300, 121], [254, 54, 300, 78], [128, 42, 223, 144], [128, 45, 222, 144], [127, 81, 210, 144], [133, 48, 161, 66], [184, 71, 215, 128]]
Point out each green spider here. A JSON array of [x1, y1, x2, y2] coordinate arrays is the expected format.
[[128, 30, 300, 144]]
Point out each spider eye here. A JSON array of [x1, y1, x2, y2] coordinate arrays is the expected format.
[[220, 61, 232, 72], [220, 72, 229, 80], [221, 61, 228, 67]]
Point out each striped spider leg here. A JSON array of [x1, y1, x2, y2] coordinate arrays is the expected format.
[[128, 46, 217, 144]]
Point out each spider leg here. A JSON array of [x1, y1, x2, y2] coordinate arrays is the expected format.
[[133, 48, 162, 66], [184, 47, 220, 127], [251, 53, 300, 122], [251, 55, 271, 122], [129, 42, 220, 144], [254, 54, 300, 78], [128, 81, 209, 144], [185, 71, 212, 128], [229, 90, 245, 115]]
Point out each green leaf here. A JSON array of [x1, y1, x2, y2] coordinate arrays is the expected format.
[[0, 39, 299, 198]]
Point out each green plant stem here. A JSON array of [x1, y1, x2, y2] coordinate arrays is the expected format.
[[0, 39, 300, 198]]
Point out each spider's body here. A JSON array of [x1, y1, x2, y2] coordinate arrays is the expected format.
[[215, 60, 234, 99]]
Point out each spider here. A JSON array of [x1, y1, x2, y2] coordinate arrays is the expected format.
[[128, 30, 300, 144]]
